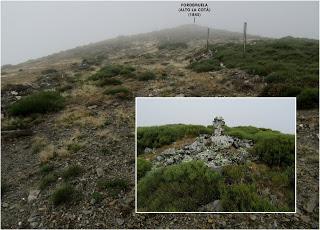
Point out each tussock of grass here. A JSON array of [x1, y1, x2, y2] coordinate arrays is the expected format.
[[62, 165, 82, 180], [51, 184, 78, 205], [8, 91, 64, 116], [39, 173, 57, 190], [97, 178, 129, 197], [104, 87, 131, 99], [138, 71, 156, 81]]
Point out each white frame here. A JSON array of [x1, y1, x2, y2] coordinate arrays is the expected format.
[[135, 97, 297, 214]]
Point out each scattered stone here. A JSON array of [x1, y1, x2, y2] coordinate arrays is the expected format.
[[144, 147, 153, 154], [249, 215, 257, 221], [2, 202, 9, 208], [303, 193, 318, 213], [87, 105, 98, 110], [96, 168, 104, 177], [116, 217, 125, 225], [27, 190, 40, 203]]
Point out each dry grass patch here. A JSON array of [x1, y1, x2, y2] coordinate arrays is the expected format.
[[31, 136, 48, 154], [69, 84, 104, 106], [39, 144, 55, 163], [56, 106, 107, 128]]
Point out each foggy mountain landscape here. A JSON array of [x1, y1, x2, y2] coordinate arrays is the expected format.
[[1, 1, 319, 229]]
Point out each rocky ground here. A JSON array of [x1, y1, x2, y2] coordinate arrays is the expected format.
[[1, 37, 319, 229]]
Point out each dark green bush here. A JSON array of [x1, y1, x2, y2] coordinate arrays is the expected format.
[[90, 65, 122, 80], [221, 184, 277, 212], [193, 37, 319, 109], [137, 124, 212, 154], [62, 165, 82, 179], [189, 59, 221, 72], [138, 161, 222, 212], [104, 87, 131, 99], [8, 91, 64, 116], [138, 71, 156, 81], [252, 135, 295, 167], [297, 88, 319, 109], [137, 158, 152, 180], [158, 42, 188, 50], [51, 184, 77, 205]]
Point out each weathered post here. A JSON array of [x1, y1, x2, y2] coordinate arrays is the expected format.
[[243, 22, 247, 57], [206, 27, 210, 52], [194, 17, 195, 24]]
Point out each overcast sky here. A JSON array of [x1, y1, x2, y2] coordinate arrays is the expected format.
[[1, 1, 318, 65], [137, 98, 296, 134]]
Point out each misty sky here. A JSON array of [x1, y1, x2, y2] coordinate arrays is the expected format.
[[137, 98, 296, 134], [1, 1, 318, 65]]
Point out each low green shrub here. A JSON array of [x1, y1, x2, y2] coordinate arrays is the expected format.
[[67, 143, 82, 153], [138, 71, 156, 81], [137, 158, 152, 180], [90, 65, 122, 80], [91, 191, 103, 203], [104, 87, 131, 99], [221, 184, 277, 212], [39, 173, 57, 190], [137, 161, 221, 212], [62, 165, 82, 179], [8, 91, 64, 116], [189, 59, 221, 72], [40, 164, 54, 174], [252, 135, 295, 167], [51, 184, 77, 205], [297, 88, 319, 109]]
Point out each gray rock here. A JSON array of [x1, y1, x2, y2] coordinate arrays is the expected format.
[[116, 217, 125, 225], [162, 148, 175, 156], [304, 193, 318, 213], [144, 147, 153, 154], [155, 155, 163, 161], [2, 202, 9, 208], [96, 168, 104, 177], [28, 190, 40, 203], [166, 158, 174, 165], [87, 105, 98, 110]]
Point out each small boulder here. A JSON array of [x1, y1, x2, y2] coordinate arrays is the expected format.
[[28, 190, 40, 203], [96, 168, 104, 177]]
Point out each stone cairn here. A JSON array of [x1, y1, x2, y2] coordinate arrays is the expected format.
[[152, 116, 254, 170]]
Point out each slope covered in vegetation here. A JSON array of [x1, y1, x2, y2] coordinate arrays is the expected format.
[[189, 37, 319, 109]]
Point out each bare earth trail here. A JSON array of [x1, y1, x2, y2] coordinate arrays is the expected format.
[[1, 38, 319, 229]]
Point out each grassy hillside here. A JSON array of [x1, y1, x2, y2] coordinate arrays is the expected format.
[[190, 37, 319, 109]]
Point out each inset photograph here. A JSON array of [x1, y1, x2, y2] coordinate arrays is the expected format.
[[136, 97, 296, 213]]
